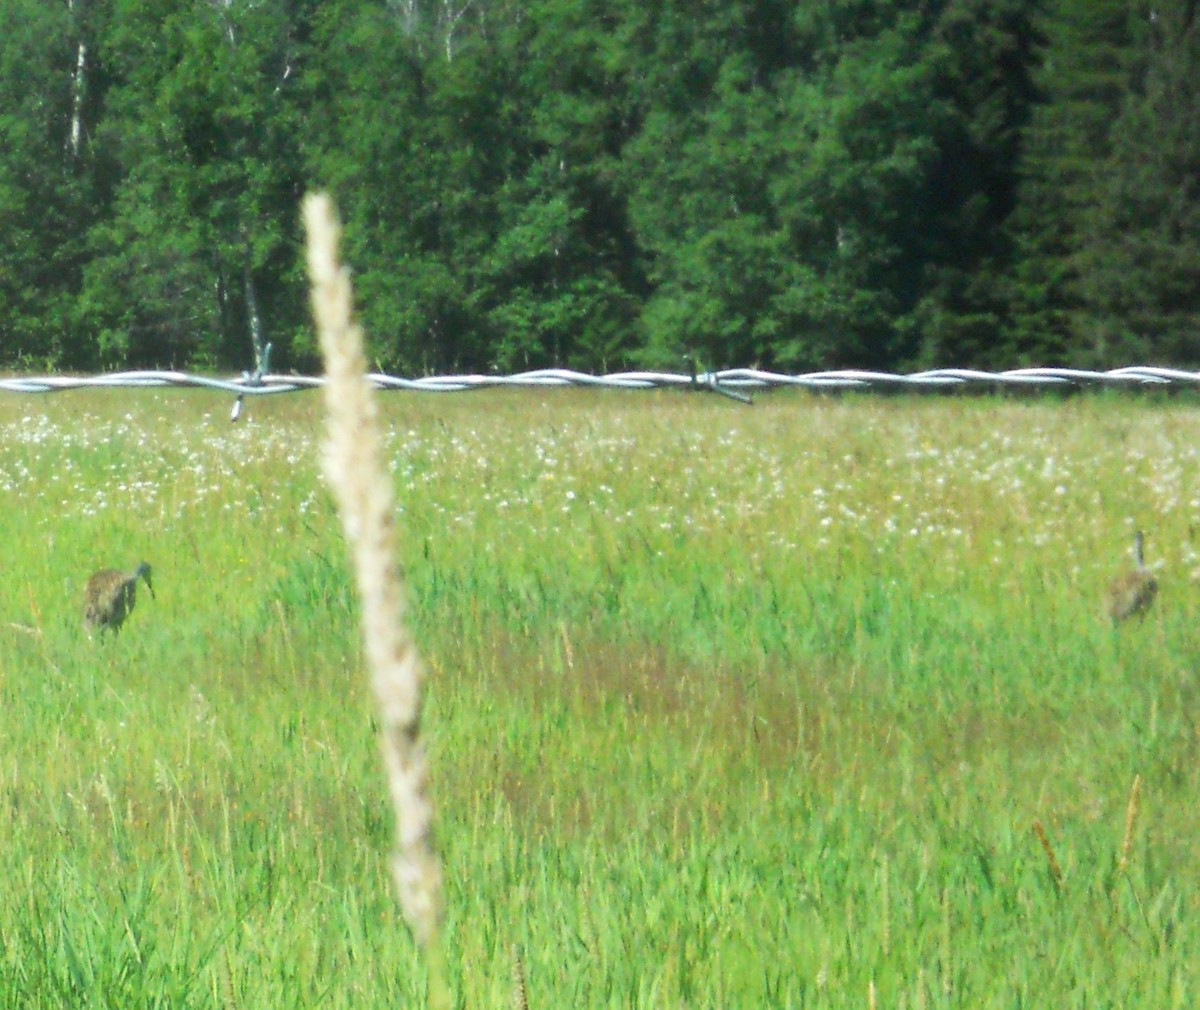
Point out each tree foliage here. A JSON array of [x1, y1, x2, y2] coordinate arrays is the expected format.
[[0, 0, 1195, 372], [1072, 1, 1200, 364]]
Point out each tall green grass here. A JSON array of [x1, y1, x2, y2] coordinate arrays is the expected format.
[[1, 389, 1198, 1006]]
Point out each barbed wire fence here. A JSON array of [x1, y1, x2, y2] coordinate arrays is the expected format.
[[2, 365, 1198, 416]]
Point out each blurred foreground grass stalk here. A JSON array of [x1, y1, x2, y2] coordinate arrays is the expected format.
[[305, 191, 447, 1006]]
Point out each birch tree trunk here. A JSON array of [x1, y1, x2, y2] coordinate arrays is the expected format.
[[67, 0, 86, 159]]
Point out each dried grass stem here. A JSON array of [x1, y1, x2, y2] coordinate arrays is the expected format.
[[1031, 819, 1064, 894]]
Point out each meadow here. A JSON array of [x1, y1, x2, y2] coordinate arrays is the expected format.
[[1, 387, 1198, 1007]]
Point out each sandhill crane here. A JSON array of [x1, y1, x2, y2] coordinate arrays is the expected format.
[[84, 562, 154, 634], [1108, 531, 1157, 623]]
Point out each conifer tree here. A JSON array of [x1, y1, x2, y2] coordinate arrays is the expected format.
[[1074, 1, 1200, 364]]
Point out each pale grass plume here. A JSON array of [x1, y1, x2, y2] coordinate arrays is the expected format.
[[303, 193, 447, 988], [1115, 773, 1143, 887], [939, 887, 953, 997], [511, 944, 529, 1010], [878, 855, 890, 956]]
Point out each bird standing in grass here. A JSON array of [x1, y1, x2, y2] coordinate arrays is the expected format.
[[84, 562, 154, 634], [1108, 531, 1157, 623]]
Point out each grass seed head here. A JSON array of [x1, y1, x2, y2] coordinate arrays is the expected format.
[[304, 191, 445, 959]]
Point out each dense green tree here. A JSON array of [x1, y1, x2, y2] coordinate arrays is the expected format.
[[908, 0, 1041, 367], [301, 0, 524, 372], [0, 0, 95, 367], [1007, 0, 1139, 363], [620, 3, 791, 369], [1073, 1, 1200, 364], [478, 0, 645, 370], [771, 5, 940, 369], [298, 1, 442, 371], [302, 0, 645, 372], [78, 0, 310, 368], [625, 1, 942, 370]]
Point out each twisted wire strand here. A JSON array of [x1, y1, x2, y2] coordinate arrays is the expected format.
[[0, 365, 1194, 397]]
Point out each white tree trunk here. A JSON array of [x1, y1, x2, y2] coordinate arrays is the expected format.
[[67, 0, 86, 158], [441, 0, 473, 61], [244, 261, 269, 374]]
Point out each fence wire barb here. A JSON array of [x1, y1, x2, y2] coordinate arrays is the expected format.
[[1, 365, 1196, 399]]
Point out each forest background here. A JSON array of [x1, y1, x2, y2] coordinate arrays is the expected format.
[[1, 0, 1197, 376]]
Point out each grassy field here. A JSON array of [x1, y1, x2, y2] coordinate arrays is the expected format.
[[1, 387, 1198, 1007]]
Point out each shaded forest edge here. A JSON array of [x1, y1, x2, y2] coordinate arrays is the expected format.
[[1, 0, 1197, 375]]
